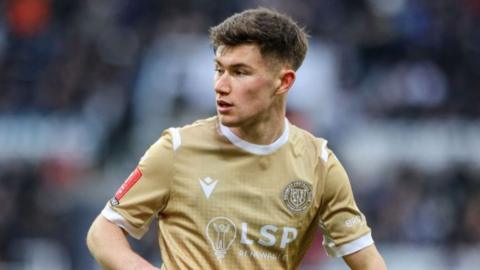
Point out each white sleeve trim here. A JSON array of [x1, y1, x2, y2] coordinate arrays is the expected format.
[[168, 127, 181, 151], [326, 232, 374, 257], [101, 205, 148, 240]]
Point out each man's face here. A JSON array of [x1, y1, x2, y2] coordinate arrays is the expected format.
[[214, 44, 281, 127]]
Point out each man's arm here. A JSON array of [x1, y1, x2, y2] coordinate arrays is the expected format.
[[86, 215, 160, 270], [343, 244, 387, 270]]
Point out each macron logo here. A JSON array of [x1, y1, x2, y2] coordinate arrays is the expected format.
[[199, 177, 218, 199]]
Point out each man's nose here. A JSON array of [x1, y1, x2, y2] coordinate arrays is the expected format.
[[214, 73, 231, 95]]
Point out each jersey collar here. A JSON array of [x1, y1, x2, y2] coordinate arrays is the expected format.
[[219, 118, 290, 155]]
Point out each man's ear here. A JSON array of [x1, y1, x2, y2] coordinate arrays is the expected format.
[[275, 69, 296, 95]]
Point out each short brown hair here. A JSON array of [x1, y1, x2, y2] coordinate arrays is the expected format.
[[209, 8, 308, 70]]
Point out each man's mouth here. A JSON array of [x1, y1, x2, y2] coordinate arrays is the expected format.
[[217, 100, 233, 107], [217, 100, 233, 113]]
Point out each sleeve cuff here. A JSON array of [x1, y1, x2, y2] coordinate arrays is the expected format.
[[325, 232, 374, 257], [101, 205, 149, 240]]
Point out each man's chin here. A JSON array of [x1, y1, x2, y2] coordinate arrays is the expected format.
[[218, 115, 240, 127]]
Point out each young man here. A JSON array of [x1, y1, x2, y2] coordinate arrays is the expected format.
[[87, 8, 387, 270]]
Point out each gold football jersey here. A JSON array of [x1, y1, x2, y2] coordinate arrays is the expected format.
[[102, 116, 373, 269]]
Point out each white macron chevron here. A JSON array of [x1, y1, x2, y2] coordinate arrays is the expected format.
[[199, 177, 218, 199]]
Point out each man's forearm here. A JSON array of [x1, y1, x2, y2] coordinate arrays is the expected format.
[[86, 215, 159, 270]]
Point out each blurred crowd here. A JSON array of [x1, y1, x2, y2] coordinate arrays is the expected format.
[[0, 0, 479, 269], [363, 164, 480, 245]]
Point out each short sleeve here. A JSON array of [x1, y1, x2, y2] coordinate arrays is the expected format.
[[101, 130, 175, 239], [317, 149, 373, 257]]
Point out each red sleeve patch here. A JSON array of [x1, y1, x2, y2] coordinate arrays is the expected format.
[[114, 167, 143, 201]]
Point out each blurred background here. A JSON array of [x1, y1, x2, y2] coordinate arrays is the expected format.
[[0, 0, 479, 269]]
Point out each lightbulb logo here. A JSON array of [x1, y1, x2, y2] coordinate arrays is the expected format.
[[206, 217, 236, 260]]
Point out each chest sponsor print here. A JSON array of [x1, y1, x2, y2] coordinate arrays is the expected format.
[[205, 216, 299, 261], [206, 217, 237, 260]]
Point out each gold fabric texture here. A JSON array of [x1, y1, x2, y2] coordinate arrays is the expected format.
[[107, 116, 371, 269]]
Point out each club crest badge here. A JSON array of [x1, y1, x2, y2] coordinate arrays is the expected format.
[[282, 180, 313, 213]]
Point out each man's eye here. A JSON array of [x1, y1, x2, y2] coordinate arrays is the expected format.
[[215, 68, 224, 74], [234, 70, 247, 76]]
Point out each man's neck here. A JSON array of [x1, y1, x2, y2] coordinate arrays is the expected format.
[[228, 115, 286, 145]]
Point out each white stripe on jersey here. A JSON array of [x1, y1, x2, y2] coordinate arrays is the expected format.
[[321, 140, 329, 162], [169, 127, 182, 151]]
